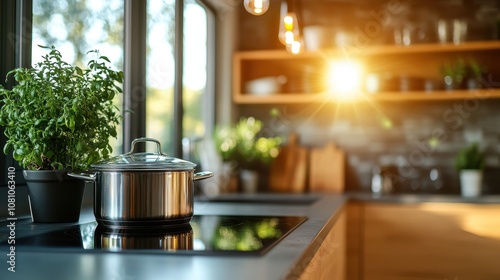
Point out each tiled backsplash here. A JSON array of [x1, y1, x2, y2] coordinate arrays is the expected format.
[[238, 98, 500, 194]]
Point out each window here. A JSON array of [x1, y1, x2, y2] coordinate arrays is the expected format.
[[146, 0, 210, 156], [182, 0, 209, 139], [0, 0, 215, 181], [146, 0, 176, 154], [32, 0, 125, 155], [0, 0, 215, 189]]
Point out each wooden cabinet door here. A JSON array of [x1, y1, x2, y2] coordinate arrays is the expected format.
[[363, 203, 500, 280]]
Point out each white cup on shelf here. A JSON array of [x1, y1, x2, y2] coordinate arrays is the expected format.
[[303, 25, 330, 51]]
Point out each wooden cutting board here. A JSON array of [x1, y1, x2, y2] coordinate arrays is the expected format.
[[268, 133, 308, 193], [309, 143, 345, 193]]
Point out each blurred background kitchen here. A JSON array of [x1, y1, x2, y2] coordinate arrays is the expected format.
[[229, 0, 500, 196], [2, 0, 500, 203]]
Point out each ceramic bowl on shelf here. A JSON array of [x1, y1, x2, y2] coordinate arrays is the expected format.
[[244, 75, 287, 95]]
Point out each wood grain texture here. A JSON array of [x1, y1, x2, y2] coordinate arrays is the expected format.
[[268, 133, 308, 193], [346, 202, 363, 280], [298, 210, 347, 280], [309, 143, 345, 193], [362, 203, 500, 280]]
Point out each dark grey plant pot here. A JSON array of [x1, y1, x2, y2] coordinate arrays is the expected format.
[[23, 170, 85, 223], [467, 77, 481, 90]]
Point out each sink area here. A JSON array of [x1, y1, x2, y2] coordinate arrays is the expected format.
[[195, 193, 319, 205]]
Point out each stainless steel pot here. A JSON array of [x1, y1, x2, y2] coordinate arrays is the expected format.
[[69, 138, 213, 229]]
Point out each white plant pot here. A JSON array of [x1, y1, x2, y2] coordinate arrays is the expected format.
[[240, 169, 259, 193], [459, 170, 483, 197]]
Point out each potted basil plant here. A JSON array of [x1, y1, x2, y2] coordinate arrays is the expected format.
[[0, 45, 123, 222], [454, 143, 485, 197]]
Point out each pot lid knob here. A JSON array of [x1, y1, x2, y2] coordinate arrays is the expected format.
[[126, 137, 165, 156]]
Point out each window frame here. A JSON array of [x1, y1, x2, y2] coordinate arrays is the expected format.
[[0, 0, 32, 187]]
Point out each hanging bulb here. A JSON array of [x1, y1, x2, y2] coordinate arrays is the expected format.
[[278, 0, 302, 55], [244, 0, 270, 16], [286, 38, 304, 55], [283, 15, 298, 45]]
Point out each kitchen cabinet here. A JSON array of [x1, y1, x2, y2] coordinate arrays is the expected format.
[[233, 41, 500, 104], [298, 209, 346, 280], [347, 202, 500, 280]]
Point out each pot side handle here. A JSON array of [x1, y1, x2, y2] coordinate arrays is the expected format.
[[194, 171, 213, 181], [68, 172, 97, 182]]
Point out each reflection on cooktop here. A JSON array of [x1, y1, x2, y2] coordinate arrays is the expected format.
[[13, 215, 307, 256]]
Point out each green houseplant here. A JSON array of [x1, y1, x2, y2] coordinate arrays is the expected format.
[[214, 116, 281, 168], [214, 117, 281, 192], [441, 58, 467, 90], [454, 143, 485, 197], [0, 45, 123, 222], [467, 60, 487, 89], [440, 58, 487, 90]]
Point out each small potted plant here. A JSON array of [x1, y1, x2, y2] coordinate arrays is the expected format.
[[454, 143, 485, 197], [440, 58, 467, 90], [466, 60, 487, 90], [440, 58, 488, 90], [214, 117, 281, 193], [0, 45, 123, 222]]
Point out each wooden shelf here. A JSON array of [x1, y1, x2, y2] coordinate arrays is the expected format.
[[235, 41, 500, 60], [233, 41, 500, 105], [234, 89, 500, 104]]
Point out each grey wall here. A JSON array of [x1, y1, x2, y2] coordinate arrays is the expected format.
[[238, 98, 500, 194]]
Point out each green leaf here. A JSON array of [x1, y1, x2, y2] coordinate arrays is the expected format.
[[100, 56, 111, 63], [76, 141, 82, 152], [75, 66, 83, 76], [454, 143, 485, 171], [51, 162, 63, 170], [12, 153, 22, 162], [45, 150, 54, 158], [13, 149, 24, 161], [3, 143, 13, 155]]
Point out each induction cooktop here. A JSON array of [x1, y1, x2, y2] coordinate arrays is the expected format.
[[7, 215, 307, 256]]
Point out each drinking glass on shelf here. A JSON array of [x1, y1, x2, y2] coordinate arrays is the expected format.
[[438, 18, 467, 44], [437, 19, 450, 43], [452, 19, 467, 44], [394, 23, 414, 46]]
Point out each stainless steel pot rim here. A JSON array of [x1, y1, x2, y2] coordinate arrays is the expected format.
[[68, 170, 213, 182], [89, 167, 195, 171]]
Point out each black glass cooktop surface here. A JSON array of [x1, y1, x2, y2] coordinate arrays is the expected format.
[[10, 215, 307, 256]]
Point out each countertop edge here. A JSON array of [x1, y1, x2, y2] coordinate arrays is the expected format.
[[284, 198, 348, 279]]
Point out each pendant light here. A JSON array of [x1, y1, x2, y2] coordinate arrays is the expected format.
[[286, 39, 303, 54], [243, 0, 270, 16], [278, 0, 303, 54]]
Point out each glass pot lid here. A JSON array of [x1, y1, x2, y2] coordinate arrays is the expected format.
[[91, 138, 196, 171]]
